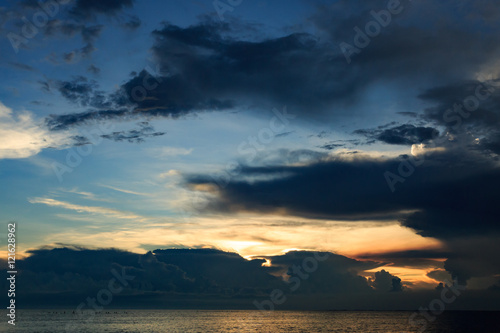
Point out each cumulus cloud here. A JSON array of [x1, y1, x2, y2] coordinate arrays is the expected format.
[[267, 251, 379, 294], [0, 102, 70, 159], [371, 269, 404, 292], [0, 246, 421, 309], [2, 247, 282, 307], [7, 246, 498, 310]]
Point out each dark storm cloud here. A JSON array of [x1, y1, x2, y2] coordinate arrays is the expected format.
[[1, 246, 411, 308], [185, 146, 500, 284], [489, 280, 500, 291], [5, 247, 279, 299], [478, 132, 500, 155], [123, 12, 453, 117], [417, 80, 500, 155], [313, 0, 500, 77], [188, 149, 500, 254], [117, 69, 236, 117], [137, 21, 347, 114], [40, 0, 500, 126], [153, 248, 282, 292], [441, 237, 500, 285], [360, 249, 452, 260], [1, 245, 498, 309], [43, 67, 236, 131], [266, 251, 380, 294], [354, 124, 439, 146], [419, 80, 500, 132], [186, 149, 500, 235]]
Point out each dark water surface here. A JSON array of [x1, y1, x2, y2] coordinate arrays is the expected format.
[[1, 310, 499, 332]]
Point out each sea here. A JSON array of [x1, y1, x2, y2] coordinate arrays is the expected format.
[[1, 310, 499, 332]]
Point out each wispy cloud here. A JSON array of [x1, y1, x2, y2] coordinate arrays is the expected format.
[[97, 184, 152, 196], [28, 197, 145, 221], [57, 188, 116, 203], [148, 146, 193, 158]]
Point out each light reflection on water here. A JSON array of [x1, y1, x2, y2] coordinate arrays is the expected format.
[[4, 310, 500, 332]]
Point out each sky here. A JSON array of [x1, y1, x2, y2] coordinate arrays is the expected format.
[[1, 0, 500, 310]]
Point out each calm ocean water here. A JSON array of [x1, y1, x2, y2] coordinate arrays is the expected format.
[[1, 310, 499, 332]]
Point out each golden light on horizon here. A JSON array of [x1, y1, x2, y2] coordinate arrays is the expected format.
[[363, 264, 447, 289], [17, 213, 446, 289]]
